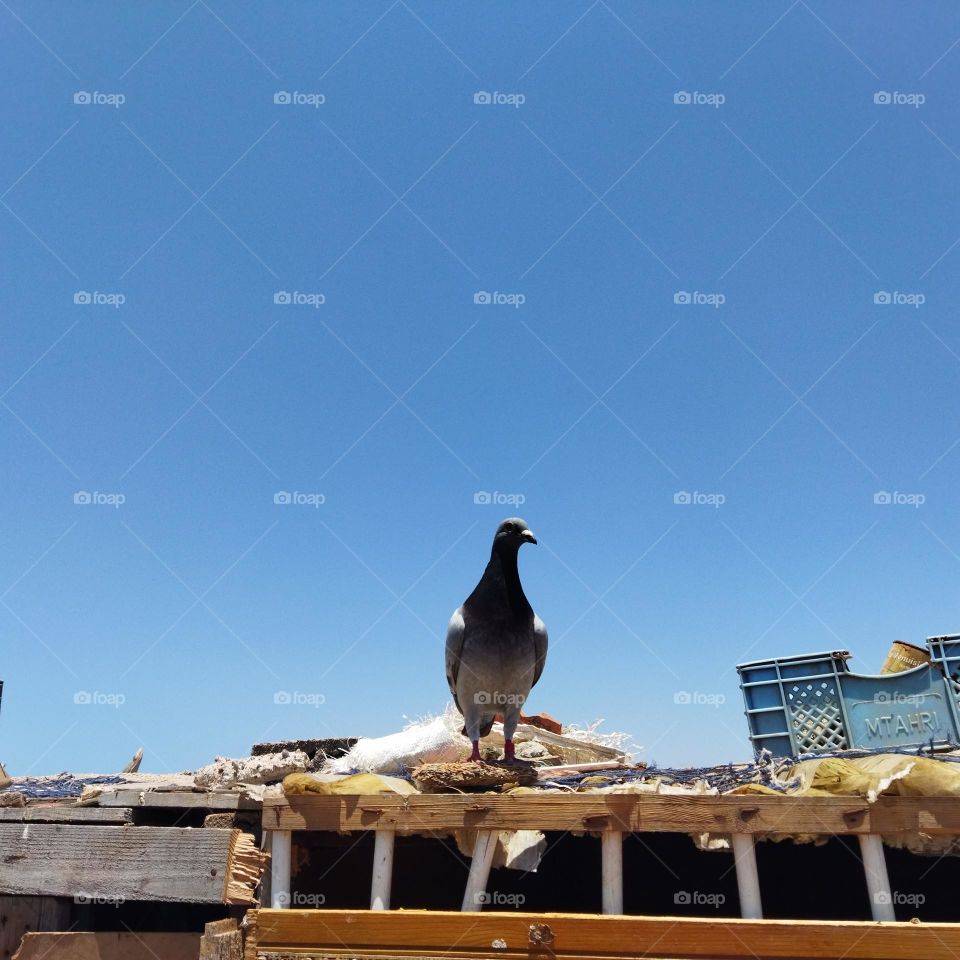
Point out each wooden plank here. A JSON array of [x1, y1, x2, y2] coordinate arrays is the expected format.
[[0, 806, 133, 824], [247, 909, 960, 960], [95, 789, 259, 810], [0, 896, 69, 959], [262, 793, 956, 836], [13, 931, 201, 959], [199, 919, 243, 960], [0, 825, 262, 904]]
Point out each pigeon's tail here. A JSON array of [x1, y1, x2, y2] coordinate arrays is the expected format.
[[460, 717, 496, 738]]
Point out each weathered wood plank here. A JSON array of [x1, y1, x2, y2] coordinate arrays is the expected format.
[[96, 789, 259, 810], [0, 825, 262, 904], [13, 931, 201, 959], [0, 806, 133, 824], [199, 919, 243, 960], [247, 909, 960, 960], [0, 896, 69, 959], [261, 794, 959, 836]]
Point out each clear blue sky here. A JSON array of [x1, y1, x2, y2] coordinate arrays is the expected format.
[[3, 2, 960, 774]]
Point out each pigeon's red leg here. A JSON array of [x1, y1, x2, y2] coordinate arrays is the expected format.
[[504, 739, 516, 763], [469, 741, 483, 763]]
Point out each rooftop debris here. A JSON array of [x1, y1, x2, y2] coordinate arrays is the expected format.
[[194, 750, 310, 789], [3, 774, 125, 800], [322, 706, 633, 776], [413, 760, 539, 792], [251, 737, 357, 764]]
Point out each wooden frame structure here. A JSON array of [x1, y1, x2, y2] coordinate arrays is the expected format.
[[244, 908, 960, 960], [261, 793, 960, 922]]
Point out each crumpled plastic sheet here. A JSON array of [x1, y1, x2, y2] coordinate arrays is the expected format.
[[2, 774, 125, 799]]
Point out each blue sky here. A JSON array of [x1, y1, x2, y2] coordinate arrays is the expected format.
[[3, 2, 960, 774]]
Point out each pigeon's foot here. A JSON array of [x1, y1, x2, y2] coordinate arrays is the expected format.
[[468, 741, 486, 764], [502, 739, 517, 764]]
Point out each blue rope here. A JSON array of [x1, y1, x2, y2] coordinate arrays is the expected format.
[[0, 774, 125, 799]]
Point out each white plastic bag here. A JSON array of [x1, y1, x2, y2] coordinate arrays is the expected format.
[[326, 707, 469, 775]]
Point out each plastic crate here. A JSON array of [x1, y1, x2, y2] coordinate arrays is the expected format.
[[737, 644, 960, 757], [926, 634, 960, 734]]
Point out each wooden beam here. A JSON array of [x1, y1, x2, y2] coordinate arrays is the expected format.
[[262, 794, 959, 836], [0, 806, 133, 824], [0, 825, 262, 904], [247, 908, 960, 960], [13, 931, 201, 959], [95, 789, 259, 810]]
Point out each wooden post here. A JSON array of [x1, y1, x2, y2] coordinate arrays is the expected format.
[[859, 834, 895, 922], [370, 829, 395, 910], [731, 834, 762, 919], [461, 830, 496, 912], [271, 830, 292, 909], [601, 831, 623, 915]]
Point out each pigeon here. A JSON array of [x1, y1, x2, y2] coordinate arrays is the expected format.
[[445, 518, 548, 763]]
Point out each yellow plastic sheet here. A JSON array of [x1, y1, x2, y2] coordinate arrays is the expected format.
[[282, 772, 418, 795]]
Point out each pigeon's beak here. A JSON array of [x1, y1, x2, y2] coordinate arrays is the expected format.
[[520, 529, 537, 545]]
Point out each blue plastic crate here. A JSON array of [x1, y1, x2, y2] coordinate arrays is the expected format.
[[737, 642, 960, 757]]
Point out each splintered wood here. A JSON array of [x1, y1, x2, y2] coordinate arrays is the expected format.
[[226, 830, 268, 904], [412, 761, 538, 793]]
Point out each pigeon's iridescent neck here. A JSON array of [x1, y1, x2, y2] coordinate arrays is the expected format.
[[466, 545, 531, 619]]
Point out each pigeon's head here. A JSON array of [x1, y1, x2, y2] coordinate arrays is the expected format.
[[493, 517, 537, 550]]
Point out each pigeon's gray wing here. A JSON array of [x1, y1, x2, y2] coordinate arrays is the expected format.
[[445, 608, 466, 711], [530, 615, 548, 689]]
